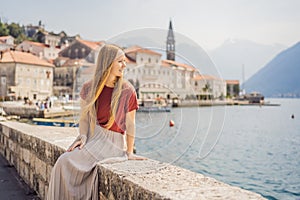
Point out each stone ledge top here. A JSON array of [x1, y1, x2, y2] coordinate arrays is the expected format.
[[0, 121, 77, 150], [102, 159, 265, 200]]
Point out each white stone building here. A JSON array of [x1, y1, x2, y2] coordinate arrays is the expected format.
[[17, 40, 60, 60], [0, 50, 54, 100], [192, 74, 227, 100], [124, 45, 226, 102], [125, 46, 172, 100]]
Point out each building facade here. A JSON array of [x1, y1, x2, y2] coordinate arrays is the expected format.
[[124, 45, 227, 102], [0, 36, 15, 51], [53, 39, 104, 99], [0, 50, 54, 100], [226, 80, 240, 98], [17, 40, 61, 60]]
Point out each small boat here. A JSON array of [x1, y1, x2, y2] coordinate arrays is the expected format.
[[32, 118, 78, 127], [138, 99, 171, 112]]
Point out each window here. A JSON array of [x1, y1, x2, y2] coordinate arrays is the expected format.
[[148, 58, 151, 63], [75, 48, 79, 58], [81, 48, 86, 57], [33, 80, 37, 88], [1, 77, 6, 84]]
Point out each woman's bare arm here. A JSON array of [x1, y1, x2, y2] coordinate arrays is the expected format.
[[126, 110, 146, 160]]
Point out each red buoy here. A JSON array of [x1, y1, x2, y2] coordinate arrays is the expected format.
[[169, 120, 175, 127]]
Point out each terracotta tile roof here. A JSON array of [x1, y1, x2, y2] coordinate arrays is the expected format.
[[20, 40, 47, 48], [193, 74, 221, 81], [0, 36, 14, 42], [77, 38, 104, 50], [124, 45, 162, 56], [0, 50, 54, 67], [226, 80, 240, 85], [162, 59, 196, 71]]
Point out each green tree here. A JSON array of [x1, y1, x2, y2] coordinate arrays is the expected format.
[[16, 33, 27, 44], [0, 21, 9, 36], [7, 23, 23, 38]]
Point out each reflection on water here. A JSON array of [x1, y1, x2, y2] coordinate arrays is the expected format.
[[135, 98, 300, 200]]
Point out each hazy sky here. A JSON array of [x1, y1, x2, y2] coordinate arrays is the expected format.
[[1, 0, 299, 50]]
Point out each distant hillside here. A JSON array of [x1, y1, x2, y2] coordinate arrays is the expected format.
[[244, 42, 300, 97], [209, 39, 286, 80]]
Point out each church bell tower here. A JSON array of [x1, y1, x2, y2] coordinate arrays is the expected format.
[[166, 20, 175, 61]]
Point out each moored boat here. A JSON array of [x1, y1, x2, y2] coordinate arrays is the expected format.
[[138, 99, 171, 112], [32, 118, 78, 127]]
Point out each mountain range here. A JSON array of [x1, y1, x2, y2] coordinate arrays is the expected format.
[[208, 39, 286, 81], [244, 42, 300, 97]]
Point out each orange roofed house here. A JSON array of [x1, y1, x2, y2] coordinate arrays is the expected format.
[[0, 36, 15, 51], [53, 38, 104, 99], [0, 50, 54, 101]]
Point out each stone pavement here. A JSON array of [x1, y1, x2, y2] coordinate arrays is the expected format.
[[0, 153, 40, 200]]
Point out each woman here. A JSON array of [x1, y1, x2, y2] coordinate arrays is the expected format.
[[47, 44, 146, 200]]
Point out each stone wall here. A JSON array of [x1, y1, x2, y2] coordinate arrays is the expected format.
[[0, 120, 266, 200]]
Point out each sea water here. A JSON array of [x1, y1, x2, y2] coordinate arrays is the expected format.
[[135, 98, 300, 200]]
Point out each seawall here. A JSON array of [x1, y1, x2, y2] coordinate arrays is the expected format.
[[0, 120, 266, 200]]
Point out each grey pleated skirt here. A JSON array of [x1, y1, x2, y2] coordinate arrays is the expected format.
[[46, 125, 127, 200]]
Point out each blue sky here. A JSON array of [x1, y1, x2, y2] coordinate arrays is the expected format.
[[1, 0, 300, 50]]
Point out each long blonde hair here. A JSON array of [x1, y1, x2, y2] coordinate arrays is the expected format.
[[81, 44, 124, 135]]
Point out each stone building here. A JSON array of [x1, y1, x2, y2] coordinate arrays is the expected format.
[[0, 36, 15, 51], [124, 45, 226, 101], [18, 29, 81, 60], [226, 80, 240, 98], [58, 38, 104, 62], [192, 74, 227, 100], [0, 49, 54, 100], [125, 46, 198, 101], [16, 40, 60, 60], [24, 21, 44, 38], [53, 39, 104, 99]]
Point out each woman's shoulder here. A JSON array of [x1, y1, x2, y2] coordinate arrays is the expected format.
[[122, 80, 136, 93], [80, 80, 93, 100]]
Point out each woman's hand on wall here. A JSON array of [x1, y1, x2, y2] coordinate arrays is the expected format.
[[67, 135, 87, 152], [126, 152, 147, 160]]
